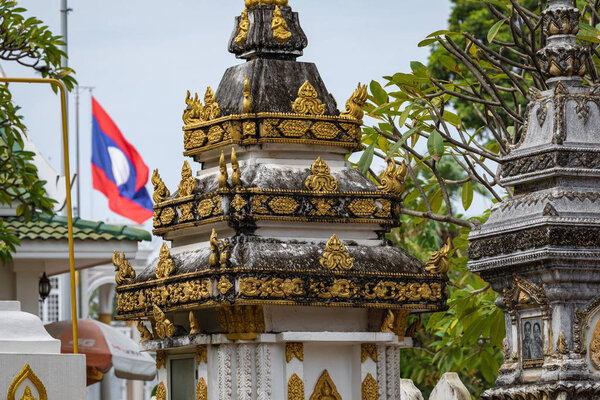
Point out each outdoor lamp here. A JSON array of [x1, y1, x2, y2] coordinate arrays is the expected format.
[[38, 272, 51, 302]]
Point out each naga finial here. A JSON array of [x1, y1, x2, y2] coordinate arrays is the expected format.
[[425, 238, 452, 274], [219, 150, 229, 190], [243, 75, 252, 113], [113, 251, 135, 285], [178, 161, 196, 197], [379, 159, 408, 196], [340, 83, 368, 121], [137, 321, 153, 343], [189, 311, 200, 335], [182, 90, 203, 125], [152, 169, 170, 204], [231, 148, 242, 188]]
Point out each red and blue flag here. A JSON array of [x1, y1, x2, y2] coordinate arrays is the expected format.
[[91, 97, 153, 224]]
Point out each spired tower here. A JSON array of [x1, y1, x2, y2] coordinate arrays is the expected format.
[[115, 2, 448, 399], [468, 1, 600, 399]]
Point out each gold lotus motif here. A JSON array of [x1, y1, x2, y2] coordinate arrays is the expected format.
[[159, 208, 175, 225], [320, 234, 354, 271], [269, 197, 299, 214], [208, 125, 225, 144], [311, 122, 339, 139], [231, 194, 248, 212], [348, 198, 378, 217], [197, 199, 215, 217], [279, 119, 311, 137]]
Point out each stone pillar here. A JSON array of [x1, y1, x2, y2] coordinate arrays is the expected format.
[[97, 283, 114, 324]]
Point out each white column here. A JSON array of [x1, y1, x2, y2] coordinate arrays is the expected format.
[[284, 342, 304, 400], [376, 345, 387, 400], [256, 344, 272, 400], [360, 344, 378, 399], [97, 284, 114, 324], [218, 344, 234, 400], [237, 344, 254, 400]]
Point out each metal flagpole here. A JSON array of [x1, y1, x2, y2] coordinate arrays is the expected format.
[[59, 0, 71, 177], [75, 86, 94, 218]]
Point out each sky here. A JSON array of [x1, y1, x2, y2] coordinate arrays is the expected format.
[[5, 0, 454, 230]]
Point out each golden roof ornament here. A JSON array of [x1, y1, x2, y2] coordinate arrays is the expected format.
[[156, 242, 175, 279], [272, 6, 292, 43], [234, 8, 250, 46], [210, 229, 221, 267], [178, 161, 196, 197], [320, 234, 354, 271], [380, 309, 395, 333], [305, 157, 338, 192], [425, 238, 452, 274], [246, 0, 289, 7], [152, 169, 170, 204], [183, 90, 203, 125], [202, 87, 221, 121], [189, 311, 200, 335], [310, 370, 342, 400], [379, 159, 408, 196], [340, 83, 368, 121], [153, 305, 175, 339], [113, 251, 135, 285], [218, 150, 229, 189], [243, 75, 252, 113], [292, 81, 325, 115], [137, 322, 153, 343], [231, 148, 242, 188]]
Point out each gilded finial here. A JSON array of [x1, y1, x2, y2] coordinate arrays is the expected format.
[[178, 161, 196, 198], [153, 305, 175, 339], [189, 311, 200, 335], [234, 8, 250, 46], [305, 157, 338, 192], [219, 150, 229, 189], [210, 229, 220, 267], [152, 169, 170, 204], [340, 83, 368, 121], [292, 81, 325, 115], [243, 75, 252, 113], [137, 321, 153, 343], [155, 243, 175, 279], [425, 238, 452, 274], [379, 159, 408, 196], [381, 309, 395, 333], [112, 251, 135, 285], [220, 243, 229, 268], [320, 234, 354, 271], [271, 6, 292, 43], [183, 90, 203, 125], [202, 87, 221, 121], [231, 148, 242, 188]]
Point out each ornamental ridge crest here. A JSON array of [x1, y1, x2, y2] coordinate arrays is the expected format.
[[178, 161, 196, 198], [320, 234, 354, 271], [153, 305, 175, 339], [305, 157, 338, 192], [292, 81, 325, 115], [155, 243, 174, 279], [340, 83, 368, 121], [152, 169, 170, 204], [113, 251, 135, 285]]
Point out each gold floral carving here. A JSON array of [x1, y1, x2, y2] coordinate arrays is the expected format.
[[310, 198, 335, 216], [269, 197, 299, 214], [208, 125, 225, 144], [113, 251, 135, 285], [231, 195, 248, 212], [340, 122, 362, 141], [179, 203, 195, 222], [375, 199, 392, 218], [243, 121, 256, 138], [202, 87, 221, 121], [311, 122, 339, 139], [183, 91, 203, 125], [246, 0, 289, 7], [178, 161, 196, 198], [156, 350, 167, 369], [231, 148, 242, 188], [159, 208, 175, 225], [425, 238, 452, 274], [196, 378, 208, 400], [116, 279, 212, 313], [243, 75, 252, 113], [288, 373, 304, 400], [380, 309, 410, 338], [196, 345, 208, 364], [213, 195, 223, 215], [239, 277, 305, 298], [7, 364, 47, 400], [292, 81, 325, 115], [348, 199, 378, 217], [156, 382, 166, 400], [305, 157, 338, 192], [153, 209, 161, 228], [379, 159, 407, 196], [235, 9, 250, 46], [271, 6, 291, 43], [320, 234, 354, 271], [189, 311, 200, 335], [153, 305, 175, 339], [155, 243, 174, 279], [279, 119, 311, 137], [197, 199, 215, 217], [340, 83, 368, 121], [590, 316, 600, 369], [362, 373, 378, 400], [253, 195, 270, 214], [224, 121, 242, 141], [184, 129, 207, 149], [361, 344, 378, 363], [217, 305, 265, 340], [219, 150, 229, 189], [137, 322, 152, 342], [286, 342, 304, 362], [218, 276, 233, 294], [262, 119, 280, 137], [310, 370, 342, 400], [152, 169, 170, 204]]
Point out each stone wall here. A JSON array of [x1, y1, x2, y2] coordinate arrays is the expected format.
[[401, 373, 471, 400]]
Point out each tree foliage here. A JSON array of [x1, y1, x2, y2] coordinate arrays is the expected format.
[[0, 1, 76, 263]]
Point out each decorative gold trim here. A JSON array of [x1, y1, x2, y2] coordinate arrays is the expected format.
[[269, 196, 299, 214], [305, 157, 338, 192], [156, 350, 167, 369], [361, 373, 378, 400], [340, 83, 368, 121], [156, 382, 166, 400], [246, 0, 289, 7], [231, 148, 242, 188], [152, 169, 170, 204], [196, 378, 208, 400], [113, 251, 135, 285], [183, 91, 203, 126], [196, 345, 208, 365], [310, 198, 335, 216], [137, 321, 152, 342], [361, 344, 378, 363], [217, 305, 265, 340], [178, 161, 196, 198], [153, 305, 175, 339], [239, 277, 304, 298], [425, 238, 452, 274], [159, 207, 175, 225], [271, 6, 291, 43], [7, 364, 47, 400], [292, 81, 325, 115], [288, 373, 304, 400], [286, 342, 304, 362], [234, 9, 250, 46], [348, 198, 378, 217], [202, 87, 221, 121], [218, 276, 233, 294], [320, 234, 354, 271], [219, 150, 228, 189], [310, 370, 341, 400], [189, 311, 200, 334], [379, 160, 407, 196], [243, 75, 252, 113], [156, 243, 175, 279], [231, 194, 248, 211], [591, 316, 600, 369]]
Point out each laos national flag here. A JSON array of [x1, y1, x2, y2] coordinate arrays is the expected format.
[[91, 97, 153, 224]]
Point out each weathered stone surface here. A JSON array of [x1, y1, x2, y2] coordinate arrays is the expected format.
[[400, 379, 424, 400], [429, 373, 470, 400]]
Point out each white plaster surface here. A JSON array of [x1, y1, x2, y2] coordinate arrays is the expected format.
[[0, 301, 60, 354], [429, 372, 470, 400], [400, 379, 424, 400]]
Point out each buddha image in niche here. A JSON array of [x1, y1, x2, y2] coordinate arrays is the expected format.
[[522, 319, 544, 360]]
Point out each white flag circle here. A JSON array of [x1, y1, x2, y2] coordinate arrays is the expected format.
[[107, 146, 131, 187]]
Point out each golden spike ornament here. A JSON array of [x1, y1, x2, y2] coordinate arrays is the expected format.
[[234, 8, 250, 46], [152, 169, 170, 204], [309, 370, 342, 400], [155, 242, 175, 279], [156, 382, 167, 400], [137, 321, 153, 342], [153, 305, 175, 339], [189, 311, 201, 335], [218, 150, 229, 189], [231, 148, 242, 188], [243, 75, 252, 113], [183, 90, 203, 125], [19, 387, 37, 400], [196, 378, 208, 400], [340, 83, 368, 121], [178, 161, 196, 198], [379, 159, 408, 196], [113, 251, 135, 285], [305, 157, 338, 192], [320, 234, 354, 271], [271, 6, 292, 43], [425, 238, 452, 274], [210, 229, 221, 267], [292, 81, 325, 115], [202, 87, 221, 121]]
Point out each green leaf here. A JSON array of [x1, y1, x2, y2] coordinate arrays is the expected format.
[[418, 38, 437, 47], [427, 131, 444, 158], [358, 141, 376, 174], [462, 181, 473, 210], [443, 110, 462, 127], [487, 18, 507, 44], [369, 81, 388, 105]]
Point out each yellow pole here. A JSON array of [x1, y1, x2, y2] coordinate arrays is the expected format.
[[0, 77, 78, 354]]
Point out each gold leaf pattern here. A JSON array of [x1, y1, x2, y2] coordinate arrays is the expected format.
[[361, 373, 378, 400], [196, 378, 207, 400], [159, 208, 176, 225], [310, 198, 335, 216], [311, 122, 339, 139], [320, 235, 354, 271], [202, 87, 221, 121], [156, 351, 167, 369], [279, 120, 311, 137], [361, 344, 378, 363], [207, 125, 225, 144], [286, 342, 304, 362], [178, 161, 196, 198], [292, 81, 325, 115], [218, 276, 233, 295], [156, 382, 166, 400], [183, 91, 203, 125], [253, 195, 270, 214], [348, 199, 378, 217], [309, 370, 342, 400], [269, 197, 299, 214], [196, 345, 208, 364], [7, 364, 47, 400], [197, 199, 215, 217], [153, 305, 175, 339], [591, 316, 600, 369], [179, 203, 195, 222], [305, 157, 338, 192], [231, 195, 248, 212], [288, 373, 304, 400], [155, 243, 174, 279]]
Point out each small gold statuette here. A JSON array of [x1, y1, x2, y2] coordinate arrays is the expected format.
[[203, 87, 221, 121], [235, 8, 250, 46], [8, 364, 47, 400], [183, 90, 203, 125], [309, 370, 342, 400], [271, 6, 292, 43], [340, 83, 368, 121], [209, 229, 228, 268], [137, 321, 153, 343], [219, 150, 229, 189], [305, 157, 338, 192], [155, 242, 175, 279], [151, 169, 170, 204], [153, 305, 176, 339], [113, 251, 135, 285], [231, 148, 242, 188], [178, 161, 196, 198], [320, 234, 354, 271], [425, 238, 452, 274], [156, 382, 167, 400], [292, 81, 325, 115], [379, 159, 408, 196], [189, 311, 201, 335], [243, 75, 252, 113], [19, 386, 37, 400]]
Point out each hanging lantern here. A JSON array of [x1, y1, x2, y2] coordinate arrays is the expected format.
[[38, 272, 51, 302]]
